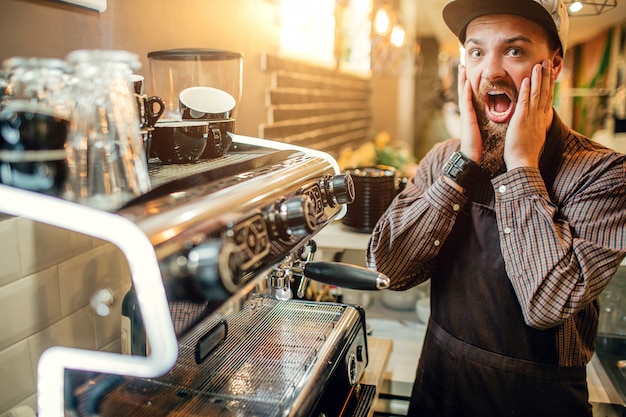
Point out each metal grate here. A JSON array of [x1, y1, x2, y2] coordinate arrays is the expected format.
[[89, 299, 355, 417], [147, 152, 264, 188]]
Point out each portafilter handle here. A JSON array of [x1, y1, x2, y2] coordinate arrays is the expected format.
[[303, 261, 390, 290]]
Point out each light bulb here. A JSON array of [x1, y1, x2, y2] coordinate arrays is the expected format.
[[390, 25, 405, 47], [569, 1, 584, 13], [374, 8, 390, 35]]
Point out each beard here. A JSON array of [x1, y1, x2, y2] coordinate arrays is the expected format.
[[472, 81, 518, 178]]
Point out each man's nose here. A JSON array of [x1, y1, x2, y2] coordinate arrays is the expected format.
[[481, 55, 507, 81]]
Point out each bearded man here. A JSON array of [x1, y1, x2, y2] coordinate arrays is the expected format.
[[367, 1, 626, 416]]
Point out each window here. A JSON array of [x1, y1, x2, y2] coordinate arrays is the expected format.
[[278, 0, 372, 74]]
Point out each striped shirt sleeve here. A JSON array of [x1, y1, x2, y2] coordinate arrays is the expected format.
[[494, 150, 626, 331], [366, 140, 467, 290]]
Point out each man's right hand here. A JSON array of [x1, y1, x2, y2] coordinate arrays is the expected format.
[[457, 64, 482, 164]]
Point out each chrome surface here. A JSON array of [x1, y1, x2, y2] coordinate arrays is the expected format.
[[76, 298, 368, 417], [36, 134, 367, 417], [114, 137, 346, 314], [119, 145, 340, 257], [1, 135, 350, 417]]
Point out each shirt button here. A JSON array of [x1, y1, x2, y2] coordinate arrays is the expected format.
[[498, 185, 507, 194], [452, 203, 461, 212], [504, 227, 512, 234], [434, 240, 440, 246]]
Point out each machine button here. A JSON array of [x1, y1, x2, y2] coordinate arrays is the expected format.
[[356, 345, 364, 362]]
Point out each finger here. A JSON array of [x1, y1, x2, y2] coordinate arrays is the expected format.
[[459, 79, 475, 128], [545, 60, 556, 114], [528, 62, 543, 114], [457, 64, 467, 106], [457, 66, 471, 123], [515, 77, 531, 120], [539, 60, 552, 114]]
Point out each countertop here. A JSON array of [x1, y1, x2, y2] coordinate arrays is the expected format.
[[314, 221, 371, 251], [360, 337, 393, 417]]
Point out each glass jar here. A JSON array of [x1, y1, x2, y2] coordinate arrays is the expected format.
[[0, 57, 72, 196], [147, 48, 243, 121], [65, 49, 151, 211]]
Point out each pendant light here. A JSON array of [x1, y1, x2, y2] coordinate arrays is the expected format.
[[564, 0, 618, 16]]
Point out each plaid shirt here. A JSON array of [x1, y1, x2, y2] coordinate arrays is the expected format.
[[367, 114, 626, 367]]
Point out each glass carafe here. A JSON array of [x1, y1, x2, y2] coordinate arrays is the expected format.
[[65, 50, 151, 211]]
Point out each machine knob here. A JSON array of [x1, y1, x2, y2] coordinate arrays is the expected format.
[[162, 240, 244, 302], [322, 173, 355, 207], [187, 240, 244, 300], [266, 196, 317, 241], [347, 352, 359, 385]]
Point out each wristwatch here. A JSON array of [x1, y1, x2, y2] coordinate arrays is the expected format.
[[442, 151, 480, 188]]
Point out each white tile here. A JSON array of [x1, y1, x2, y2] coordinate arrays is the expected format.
[[58, 244, 130, 317], [0, 397, 36, 417], [100, 338, 121, 354], [0, 268, 62, 351], [0, 218, 21, 286], [27, 307, 96, 379], [16, 219, 92, 277], [92, 236, 109, 248], [0, 341, 36, 413]]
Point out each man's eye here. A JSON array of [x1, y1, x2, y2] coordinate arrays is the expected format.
[[507, 48, 523, 57], [469, 49, 482, 58]]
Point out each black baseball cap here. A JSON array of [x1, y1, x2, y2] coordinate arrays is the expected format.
[[442, 0, 569, 56]]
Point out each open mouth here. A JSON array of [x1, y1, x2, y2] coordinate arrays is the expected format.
[[485, 90, 514, 123]]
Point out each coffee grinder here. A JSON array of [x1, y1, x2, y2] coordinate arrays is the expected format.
[[147, 49, 243, 158]]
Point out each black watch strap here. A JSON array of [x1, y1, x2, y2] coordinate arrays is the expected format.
[[442, 151, 480, 188]]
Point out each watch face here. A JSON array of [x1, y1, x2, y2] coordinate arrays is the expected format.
[[444, 152, 463, 177], [443, 151, 479, 187]]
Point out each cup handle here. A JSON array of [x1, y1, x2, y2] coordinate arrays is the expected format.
[[145, 96, 165, 127]]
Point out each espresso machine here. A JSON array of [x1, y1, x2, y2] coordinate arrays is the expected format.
[[0, 130, 390, 417], [69, 131, 390, 417], [0, 48, 391, 417]]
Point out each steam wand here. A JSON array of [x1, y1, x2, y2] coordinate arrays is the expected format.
[[297, 240, 317, 298]]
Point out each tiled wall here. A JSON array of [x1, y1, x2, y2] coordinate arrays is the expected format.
[[0, 215, 131, 416]]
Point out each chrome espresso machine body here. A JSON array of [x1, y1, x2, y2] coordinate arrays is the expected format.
[[12, 134, 387, 417]]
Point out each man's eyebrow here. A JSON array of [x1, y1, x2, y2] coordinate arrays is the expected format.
[[465, 35, 534, 46]]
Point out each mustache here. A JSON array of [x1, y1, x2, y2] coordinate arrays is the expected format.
[[477, 81, 518, 100]]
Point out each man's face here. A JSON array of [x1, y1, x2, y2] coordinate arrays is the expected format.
[[463, 14, 557, 176]]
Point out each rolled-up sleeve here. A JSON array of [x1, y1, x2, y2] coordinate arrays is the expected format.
[[494, 160, 626, 329], [367, 141, 468, 290]]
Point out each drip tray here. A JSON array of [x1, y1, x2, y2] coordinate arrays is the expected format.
[[74, 299, 363, 417]]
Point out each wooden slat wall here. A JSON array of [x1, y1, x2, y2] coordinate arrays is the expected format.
[[259, 54, 373, 157]]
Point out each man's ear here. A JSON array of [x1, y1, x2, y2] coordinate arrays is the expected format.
[[552, 53, 564, 79]]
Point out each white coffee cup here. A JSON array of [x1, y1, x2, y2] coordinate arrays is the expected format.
[[179, 86, 236, 120]]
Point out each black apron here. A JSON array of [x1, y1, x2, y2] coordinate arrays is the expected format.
[[407, 200, 592, 417]]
